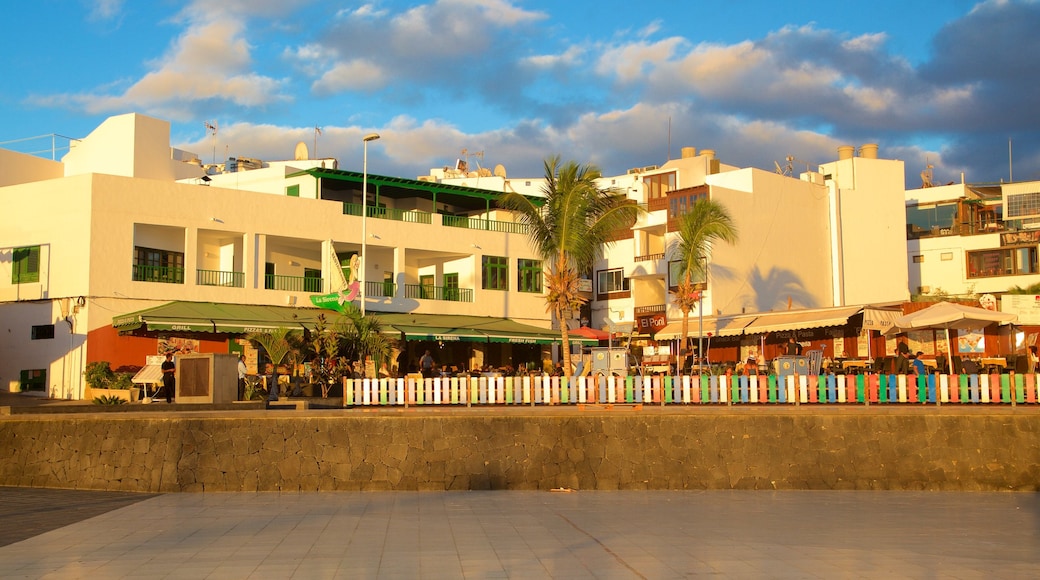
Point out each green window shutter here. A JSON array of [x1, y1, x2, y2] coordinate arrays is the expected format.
[[13, 246, 40, 284], [286, 184, 300, 197]]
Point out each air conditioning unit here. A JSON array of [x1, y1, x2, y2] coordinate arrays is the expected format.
[[643, 165, 659, 172], [417, 175, 436, 182], [917, 286, 931, 294]]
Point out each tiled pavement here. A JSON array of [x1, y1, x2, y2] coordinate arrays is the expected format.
[[0, 488, 1038, 579]]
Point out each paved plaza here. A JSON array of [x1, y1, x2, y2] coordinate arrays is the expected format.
[[1, 487, 1038, 579]]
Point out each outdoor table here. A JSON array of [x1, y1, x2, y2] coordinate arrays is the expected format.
[[981, 357, 1006, 373]]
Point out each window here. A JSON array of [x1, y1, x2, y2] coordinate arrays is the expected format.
[[482, 256, 508, 290], [667, 260, 705, 290], [905, 202, 958, 238], [912, 255, 924, 263], [12, 245, 40, 284], [643, 172, 676, 201], [444, 273, 460, 301], [420, 274, 435, 299], [286, 184, 300, 197], [31, 324, 55, 340], [518, 259, 542, 293], [597, 268, 630, 299], [967, 247, 1038, 278], [668, 191, 707, 220], [133, 246, 184, 284]]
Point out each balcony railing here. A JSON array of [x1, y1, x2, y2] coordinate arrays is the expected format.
[[634, 252, 665, 262], [343, 203, 433, 224], [442, 215, 529, 235], [633, 304, 667, 316], [403, 284, 473, 302], [366, 280, 397, 298], [196, 269, 245, 288], [265, 274, 323, 293], [132, 264, 185, 284]]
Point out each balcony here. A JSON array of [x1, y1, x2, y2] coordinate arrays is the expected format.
[[442, 215, 529, 235], [634, 252, 664, 262], [403, 284, 474, 302], [265, 274, 323, 293], [634, 304, 666, 316], [132, 264, 184, 284], [366, 280, 397, 298], [196, 269, 245, 288], [343, 203, 432, 224]]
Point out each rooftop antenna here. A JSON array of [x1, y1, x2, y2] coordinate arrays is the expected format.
[[1009, 138, 1013, 183], [314, 126, 322, 159], [920, 161, 934, 188], [204, 121, 218, 164]]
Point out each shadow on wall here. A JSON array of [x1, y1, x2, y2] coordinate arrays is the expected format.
[[745, 265, 817, 311]]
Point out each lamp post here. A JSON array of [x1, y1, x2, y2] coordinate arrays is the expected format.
[[360, 133, 380, 317], [697, 255, 707, 375]]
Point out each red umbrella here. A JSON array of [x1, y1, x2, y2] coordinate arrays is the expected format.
[[570, 326, 611, 341]]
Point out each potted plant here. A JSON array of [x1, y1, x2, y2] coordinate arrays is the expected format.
[[84, 362, 138, 402]]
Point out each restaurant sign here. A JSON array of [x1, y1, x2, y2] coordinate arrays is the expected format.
[[636, 312, 668, 335], [1001, 230, 1040, 246]]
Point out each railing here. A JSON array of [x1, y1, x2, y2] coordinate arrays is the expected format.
[[196, 269, 245, 287], [633, 304, 666, 316], [366, 280, 396, 298], [265, 274, 323, 293], [634, 252, 665, 262], [132, 264, 185, 284], [442, 215, 529, 235], [343, 203, 433, 224], [342, 371, 1040, 407], [403, 284, 473, 302]]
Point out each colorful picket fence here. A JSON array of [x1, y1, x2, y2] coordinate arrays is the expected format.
[[341, 372, 1039, 407]]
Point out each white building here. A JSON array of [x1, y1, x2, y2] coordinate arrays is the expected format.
[[0, 113, 574, 399], [905, 178, 1040, 325]]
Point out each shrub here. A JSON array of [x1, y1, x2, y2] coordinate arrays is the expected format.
[[84, 361, 115, 389], [93, 395, 128, 405]]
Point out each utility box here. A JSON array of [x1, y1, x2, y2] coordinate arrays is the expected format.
[[590, 347, 629, 377], [175, 353, 238, 404], [775, 355, 809, 379]]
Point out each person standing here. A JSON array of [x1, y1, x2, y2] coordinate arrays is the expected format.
[[161, 352, 176, 403], [896, 338, 911, 374], [420, 350, 435, 378], [786, 337, 802, 356], [237, 355, 247, 400]]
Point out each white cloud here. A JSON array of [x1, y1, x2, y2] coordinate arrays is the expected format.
[[88, 0, 123, 20], [42, 16, 288, 120], [313, 60, 388, 94]]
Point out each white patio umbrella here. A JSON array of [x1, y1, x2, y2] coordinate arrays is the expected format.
[[884, 301, 1017, 374]]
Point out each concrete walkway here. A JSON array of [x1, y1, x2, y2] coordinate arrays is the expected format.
[[1, 488, 1038, 578]]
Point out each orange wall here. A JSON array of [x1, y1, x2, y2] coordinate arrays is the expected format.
[[87, 326, 229, 370]]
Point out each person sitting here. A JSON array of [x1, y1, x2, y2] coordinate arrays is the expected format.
[[910, 354, 926, 376], [961, 357, 980, 375]]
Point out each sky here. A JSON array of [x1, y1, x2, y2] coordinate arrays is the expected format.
[[2, 0, 1039, 187]]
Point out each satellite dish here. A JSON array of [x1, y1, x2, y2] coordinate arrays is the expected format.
[[293, 141, 309, 161], [493, 164, 507, 178]]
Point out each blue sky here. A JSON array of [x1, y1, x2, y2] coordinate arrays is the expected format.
[[2, 0, 1038, 186]]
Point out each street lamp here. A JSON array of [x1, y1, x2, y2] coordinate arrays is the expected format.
[[360, 133, 380, 317], [697, 255, 707, 375]]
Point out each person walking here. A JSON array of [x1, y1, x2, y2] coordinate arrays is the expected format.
[[237, 355, 247, 400], [161, 352, 176, 403]]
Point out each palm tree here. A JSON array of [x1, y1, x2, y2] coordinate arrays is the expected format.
[[247, 327, 298, 400], [499, 155, 643, 374], [669, 197, 738, 372]]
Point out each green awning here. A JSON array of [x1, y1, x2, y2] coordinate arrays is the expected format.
[[391, 325, 487, 342], [112, 301, 595, 345]]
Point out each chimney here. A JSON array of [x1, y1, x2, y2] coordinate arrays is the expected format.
[[681, 147, 696, 159], [837, 145, 855, 160], [859, 143, 878, 159]]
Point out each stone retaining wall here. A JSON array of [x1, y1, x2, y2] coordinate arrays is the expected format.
[[1, 410, 1038, 492]]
